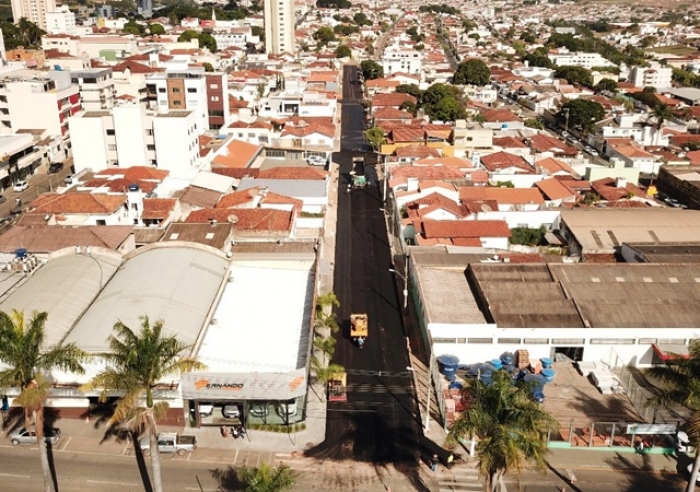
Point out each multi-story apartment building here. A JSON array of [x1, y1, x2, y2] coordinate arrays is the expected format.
[[0, 133, 44, 187], [46, 5, 76, 35], [0, 70, 81, 142], [145, 71, 210, 131], [264, 0, 294, 55], [11, 0, 56, 30], [629, 62, 673, 90], [136, 0, 152, 18], [548, 51, 615, 69], [68, 100, 200, 177], [71, 68, 116, 110], [205, 73, 230, 130], [381, 46, 423, 75]]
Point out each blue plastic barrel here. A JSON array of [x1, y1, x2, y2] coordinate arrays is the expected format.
[[500, 352, 514, 365], [436, 354, 460, 381], [448, 381, 463, 390], [14, 248, 27, 258], [542, 368, 555, 383], [540, 357, 553, 369], [490, 359, 503, 370]]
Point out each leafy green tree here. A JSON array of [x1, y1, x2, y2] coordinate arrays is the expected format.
[[523, 53, 553, 68], [198, 32, 217, 52], [312, 26, 336, 47], [646, 341, 700, 492], [422, 83, 464, 108], [177, 30, 200, 42], [524, 118, 544, 130], [400, 100, 418, 116], [334, 44, 351, 58], [82, 316, 205, 492], [236, 463, 296, 492], [558, 99, 605, 133], [631, 90, 662, 110], [122, 21, 145, 36], [360, 59, 383, 80], [595, 78, 618, 93], [453, 59, 491, 86], [554, 66, 593, 87], [427, 97, 467, 122], [365, 127, 385, 150], [149, 23, 165, 35], [449, 370, 555, 492], [352, 12, 370, 26], [251, 25, 264, 38], [0, 310, 87, 492], [396, 83, 422, 101], [202, 62, 215, 72]]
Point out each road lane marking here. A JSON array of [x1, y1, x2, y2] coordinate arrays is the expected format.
[[60, 436, 72, 451], [0, 473, 31, 478], [88, 479, 139, 486]]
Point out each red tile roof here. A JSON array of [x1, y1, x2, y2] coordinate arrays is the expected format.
[[112, 59, 164, 73], [481, 109, 521, 123], [212, 139, 262, 168], [257, 166, 327, 180], [458, 187, 545, 205], [591, 177, 646, 201], [480, 151, 533, 173], [30, 193, 126, 214], [141, 198, 176, 220], [419, 219, 511, 240], [373, 107, 413, 120], [185, 208, 293, 232], [391, 166, 464, 180], [371, 93, 417, 108], [530, 134, 578, 156], [391, 128, 425, 143], [493, 136, 527, 148], [535, 178, 577, 201], [395, 144, 441, 159]]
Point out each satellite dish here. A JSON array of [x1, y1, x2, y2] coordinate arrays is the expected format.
[[227, 214, 239, 224]]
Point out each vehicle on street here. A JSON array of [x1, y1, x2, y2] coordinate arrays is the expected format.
[[48, 162, 63, 174], [566, 135, 577, 144], [276, 399, 298, 418], [12, 181, 28, 192], [561, 131, 569, 138], [139, 432, 197, 456], [0, 216, 12, 227], [350, 156, 367, 188], [306, 155, 326, 167], [328, 372, 347, 401], [221, 404, 241, 419], [584, 146, 598, 156], [9, 426, 61, 446], [350, 313, 368, 348]]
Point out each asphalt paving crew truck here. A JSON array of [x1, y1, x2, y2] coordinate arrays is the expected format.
[[327, 372, 347, 401], [349, 156, 367, 189], [350, 313, 368, 349]]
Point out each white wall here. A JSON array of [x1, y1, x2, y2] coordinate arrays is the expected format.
[[428, 324, 700, 368], [488, 173, 544, 188], [113, 104, 148, 167], [69, 116, 108, 174], [7, 89, 60, 135], [152, 112, 199, 178], [471, 210, 560, 229]]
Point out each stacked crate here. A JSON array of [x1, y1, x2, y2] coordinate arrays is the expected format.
[[516, 349, 530, 369]]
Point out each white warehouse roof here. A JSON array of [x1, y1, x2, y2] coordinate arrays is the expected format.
[[65, 245, 229, 353]]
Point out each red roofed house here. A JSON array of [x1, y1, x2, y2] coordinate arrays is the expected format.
[[480, 109, 524, 130], [458, 187, 544, 211], [480, 152, 533, 174], [208, 138, 264, 169], [28, 193, 128, 226], [185, 208, 295, 239], [414, 220, 510, 249], [371, 93, 417, 114], [535, 177, 578, 206]]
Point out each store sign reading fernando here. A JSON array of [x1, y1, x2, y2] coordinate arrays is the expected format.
[[194, 379, 244, 391]]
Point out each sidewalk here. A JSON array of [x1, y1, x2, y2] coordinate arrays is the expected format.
[[546, 447, 683, 474]]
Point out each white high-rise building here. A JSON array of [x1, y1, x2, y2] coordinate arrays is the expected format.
[[264, 0, 294, 55], [11, 0, 56, 30], [46, 5, 77, 35], [629, 62, 673, 90]]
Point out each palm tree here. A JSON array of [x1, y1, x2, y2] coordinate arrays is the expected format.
[[237, 462, 296, 492], [448, 370, 555, 492], [0, 310, 87, 492], [646, 341, 700, 492], [312, 334, 336, 368], [82, 316, 205, 492], [653, 103, 673, 146]]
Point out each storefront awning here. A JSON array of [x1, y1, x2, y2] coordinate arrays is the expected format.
[[652, 343, 690, 361]]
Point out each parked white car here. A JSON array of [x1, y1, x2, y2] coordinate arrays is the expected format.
[[12, 180, 28, 192], [306, 155, 326, 167]]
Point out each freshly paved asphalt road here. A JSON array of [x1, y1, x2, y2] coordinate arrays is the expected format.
[[306, 65, 428, 487]]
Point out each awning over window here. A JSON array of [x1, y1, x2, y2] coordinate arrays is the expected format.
[[652, 343, 690, 361]]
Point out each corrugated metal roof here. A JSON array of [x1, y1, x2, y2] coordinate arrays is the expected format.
[[0, 253, 121, 347], [238, 178, 327, 198], [65, 246, 229, 353]]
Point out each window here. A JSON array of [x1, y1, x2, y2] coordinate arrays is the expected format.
[[187, 88, 197, 93], [210, 84, 219, 89], [524, 338, 549, 344], [590, 339, 635, 345], [498, 338, 521, 344], [107, 144, 116, 151], [211, 96, 220, 102], [158, 88, 166, 93], [432, 338, 456, 344], [106, 129, 115, 136], [147, 144, 155, 151], [551, 339, 584, 345], [173, 101, 181, 106], [172, 88, 181, 93], [468, 338, 493, 344], [146, 129, 153, 136], [96, 220, 106, 226]]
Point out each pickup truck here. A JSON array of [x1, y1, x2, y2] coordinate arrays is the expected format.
[[139, 432, 197, 456]]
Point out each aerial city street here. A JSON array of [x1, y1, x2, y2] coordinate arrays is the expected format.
[[1, 0, 700, 491]]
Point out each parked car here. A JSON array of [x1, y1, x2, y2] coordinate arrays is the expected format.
[[139, 432, 197, 456], [12, 180, 28, 192], [249, 404, 269, 418], [275, 399, 298, 418], [306, 155, 326, 167], [0, 216, 12, 227], [197, 403, 214, 417], [48, 162, 63, 174], [9, 426, 61, 446], [222, 404, 241, 419]]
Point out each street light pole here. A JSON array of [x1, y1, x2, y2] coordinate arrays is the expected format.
[[389, 264, 408, 310]]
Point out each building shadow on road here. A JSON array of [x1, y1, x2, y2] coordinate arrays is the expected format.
[[603, 452, 686, 492], [303, 410, 433, 492]]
